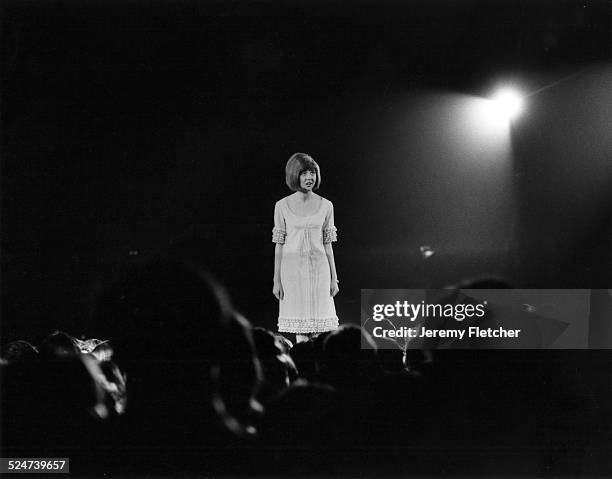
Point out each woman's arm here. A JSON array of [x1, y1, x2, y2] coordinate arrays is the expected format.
[[273, 244, 284, 300], [324, 243, 339, 297], [272, 201, 286, 300]]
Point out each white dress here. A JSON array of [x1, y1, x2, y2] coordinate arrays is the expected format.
[[272, 196, 339, 334]]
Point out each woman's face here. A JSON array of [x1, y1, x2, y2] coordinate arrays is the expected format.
[[299, 169, 316, 191]]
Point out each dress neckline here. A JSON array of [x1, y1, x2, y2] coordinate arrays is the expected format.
[[285, 196, 324, 218]]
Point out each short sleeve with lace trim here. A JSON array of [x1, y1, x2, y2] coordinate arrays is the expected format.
[[322, 201, 338, 244]]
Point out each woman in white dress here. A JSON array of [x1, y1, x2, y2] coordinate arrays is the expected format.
[[272, 153, 340, 343]]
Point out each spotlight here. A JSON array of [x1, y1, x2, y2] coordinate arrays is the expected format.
[[491, 88, 524, 121]]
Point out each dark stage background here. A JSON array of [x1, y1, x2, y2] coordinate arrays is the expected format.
[[2, 0, 611, 343]]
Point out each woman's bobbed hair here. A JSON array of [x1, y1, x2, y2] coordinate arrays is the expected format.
[[285, 153, 321, 192]]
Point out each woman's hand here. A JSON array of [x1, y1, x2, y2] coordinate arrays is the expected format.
[[330, 279, 340, 297], [273, 279, 284, 301]]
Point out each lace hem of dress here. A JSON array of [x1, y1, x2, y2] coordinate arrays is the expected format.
[[278, 316, 339, 333], [323, 226, 337, 244], [272, 227, 286, 244]]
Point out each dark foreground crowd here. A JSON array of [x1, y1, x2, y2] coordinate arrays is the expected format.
[[2, 260, 612, 477]]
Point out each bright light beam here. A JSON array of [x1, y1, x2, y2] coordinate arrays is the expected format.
[[491, 88, 524, 121]]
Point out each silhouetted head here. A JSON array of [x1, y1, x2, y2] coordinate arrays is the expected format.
[[313, 330, 332, 359], [425, 274, 517, 360], [213, 311, 263, 434], [376, 337, 406, 373], [263, 380, 336, 445], [322, 324, 378, 363], [252, 327, 282, 360], [39, 331, 80, 359], [2, 340, 38, 361], [289, 340, 316, 380], [320, 325, 381, 388], [251, 327, 297, 404], [93, 259, 257, 442]]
